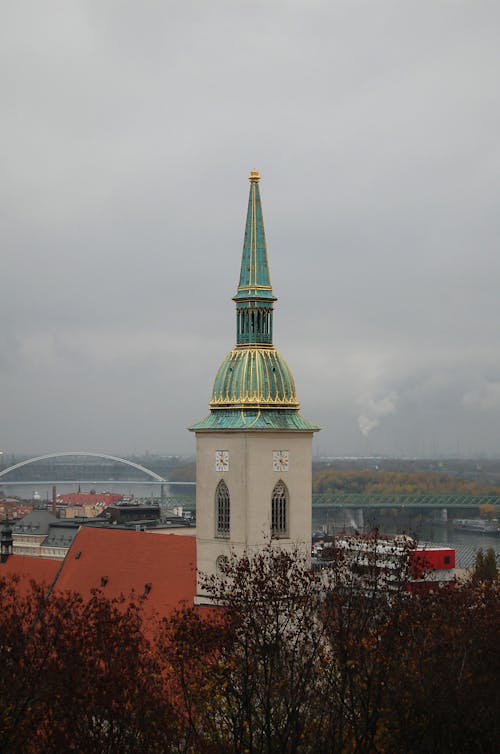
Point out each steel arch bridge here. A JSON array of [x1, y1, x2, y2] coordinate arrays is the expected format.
[[0, 452, 197, 509], [0, 452, 167, 483]]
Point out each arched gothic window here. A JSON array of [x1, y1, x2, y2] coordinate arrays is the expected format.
[[215, 480, 230, 538], [271, 480, 289, 538]]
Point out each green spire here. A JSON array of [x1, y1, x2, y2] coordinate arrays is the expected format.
[[234, 171, 276, 346], [190, 170, 320, 433], [234, 171, 276, 302]]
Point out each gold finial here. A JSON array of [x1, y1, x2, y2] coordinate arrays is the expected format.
[[249, 170, 260, 182]]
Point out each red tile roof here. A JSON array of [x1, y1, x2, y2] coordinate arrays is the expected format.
[[58, 492, 122, 507], [55, 528, 197, 622], [0, 555, 61, 594], [0, 501, 33, 520]]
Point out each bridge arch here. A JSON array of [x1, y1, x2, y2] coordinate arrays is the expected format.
[[0, 452, 167, 482]]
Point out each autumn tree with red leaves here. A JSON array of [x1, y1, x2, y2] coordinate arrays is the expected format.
[[160, 547, 338, 753], [2, 542, 499, 754], [159, 543, 415, 754], [160, 543, 500, 754], [0, 576, 176, 754]]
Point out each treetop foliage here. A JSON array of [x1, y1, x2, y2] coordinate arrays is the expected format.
[[473, 547, 499, 583]]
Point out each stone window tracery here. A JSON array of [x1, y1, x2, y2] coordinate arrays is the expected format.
[[215, 480, 230, 538], [271, 480, 289, 538]]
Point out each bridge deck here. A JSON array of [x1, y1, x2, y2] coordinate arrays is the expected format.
[[311, 493, 500, 509]]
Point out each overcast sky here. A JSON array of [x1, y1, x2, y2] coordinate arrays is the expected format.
[[1, 1, 499, 458]]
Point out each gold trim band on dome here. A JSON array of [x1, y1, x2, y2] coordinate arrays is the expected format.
[[236, 285, 273, 291], [224, 346, 297, 360], [209, 397, 300, 410], [234, 343, 274, 350]]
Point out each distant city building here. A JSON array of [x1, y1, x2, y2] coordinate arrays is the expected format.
[[11, 510, 57, 558], [11, 510, 80, 560], [317, 533, 455, 593], [57, 492, 123, 519], [58, 492, 123, 508], [0, 499, 32, 520]]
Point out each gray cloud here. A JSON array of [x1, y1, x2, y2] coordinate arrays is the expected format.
[[1, 1, 499, 456]]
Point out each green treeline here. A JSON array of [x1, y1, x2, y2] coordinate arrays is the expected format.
[[313, 468, 500, 496]]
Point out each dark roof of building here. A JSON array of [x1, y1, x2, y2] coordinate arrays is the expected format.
[[43, 521, 80, 549], [12, 509, 56, 535]]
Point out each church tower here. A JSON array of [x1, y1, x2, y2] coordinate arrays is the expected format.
[[190, 171, 319, 598]]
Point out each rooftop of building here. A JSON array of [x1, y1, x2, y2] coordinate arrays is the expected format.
[[0, 554, 61, 593], [43, 521, 80, 549], [12, 509, 57, 535], [55, 527, 197, 620], [1, 526, 197, 623], [58, 492, 123, 507]]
